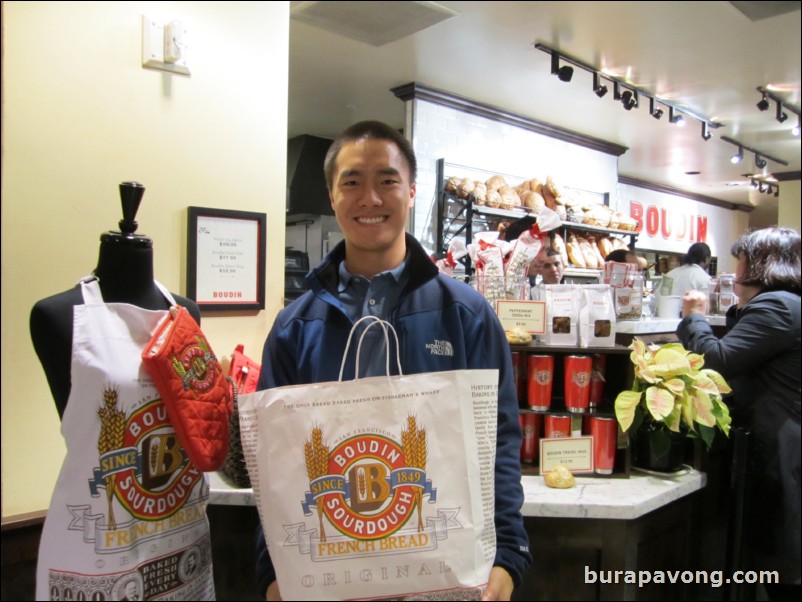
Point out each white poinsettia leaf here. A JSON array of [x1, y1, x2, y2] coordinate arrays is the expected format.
[[692, 389, 716, 428], [664, 378, 686, 395], [692, 372, 720, 396], [651, 348, 692, 379], [702, 369, 732, 395], [614, 390, 642, 432], [645, 386, 674, 421], [688, 353, 705, 370]]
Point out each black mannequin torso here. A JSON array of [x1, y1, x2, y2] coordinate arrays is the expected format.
[[30, 234, 200, 418]]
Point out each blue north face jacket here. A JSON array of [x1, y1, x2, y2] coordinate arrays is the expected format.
[[255, 234, 531, 594]]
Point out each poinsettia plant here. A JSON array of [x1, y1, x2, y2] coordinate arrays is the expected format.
[[615, 340, 732, 450]]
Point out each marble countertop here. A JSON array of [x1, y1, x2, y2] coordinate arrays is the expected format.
[[616, 315, 725, 334], [521, 468, 705, 520], [207, 467, 705, 521]]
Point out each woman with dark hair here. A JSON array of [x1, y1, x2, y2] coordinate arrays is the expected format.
[[678, 226, 801, 600]]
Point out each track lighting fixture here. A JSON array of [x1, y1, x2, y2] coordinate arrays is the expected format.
[[721, 136, 788, 169], [533, 43, 723, 136], [621, 90, 638, 110], [669, 107, 685, 126], [649, 98, 664, 120], [550, 51, 574, 82], [731, 145, 743, 164], [776, 100, 788, 123], [756, 87, 801, 134], [592, 72, 608, 98], [745, 175, 780, 196]]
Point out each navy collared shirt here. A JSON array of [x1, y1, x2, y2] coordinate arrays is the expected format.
[[337, 258, 408, 377]]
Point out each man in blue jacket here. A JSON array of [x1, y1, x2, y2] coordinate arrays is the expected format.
[[256, 120, 531, 600]]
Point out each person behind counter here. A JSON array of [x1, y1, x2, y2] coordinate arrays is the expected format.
[[677, 226, 800, 600], [656, 242, 711, 299], [530, 249, 566, 299], [254, 120, 531, 601]]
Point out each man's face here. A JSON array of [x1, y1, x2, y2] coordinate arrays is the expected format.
[[539, 255, 564, 284], [124, 581, 138, 600], [329, 138, 415, 272]]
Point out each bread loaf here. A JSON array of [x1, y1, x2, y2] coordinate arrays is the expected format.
[[552, 233, 570, 269], [486, 175, 507, 191], [567, 233, 586, 268], [588, 236, 606, 267], [578, 236, 599, 269], [597, 236, 614, 259]]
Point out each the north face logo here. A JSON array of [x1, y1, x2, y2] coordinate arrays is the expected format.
[[425, 339, 453, 356]]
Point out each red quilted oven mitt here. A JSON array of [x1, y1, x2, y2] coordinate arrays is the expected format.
[[142, 306, 231, 472]]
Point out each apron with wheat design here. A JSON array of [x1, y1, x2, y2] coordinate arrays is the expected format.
[[36, 279, 215, 601]]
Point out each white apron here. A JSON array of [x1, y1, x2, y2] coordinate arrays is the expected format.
[[36, 279, 215, 601]]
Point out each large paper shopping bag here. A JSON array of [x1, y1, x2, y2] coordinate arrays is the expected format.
[[239, 321, 499, 600]]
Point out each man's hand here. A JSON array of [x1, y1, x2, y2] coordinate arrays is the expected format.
[[482, 566, 514, 601], [682, 290, 708, 317], [266, 580, 281, 601]]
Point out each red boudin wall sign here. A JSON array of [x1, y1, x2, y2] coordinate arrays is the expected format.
[[630, 201, 708, 243]]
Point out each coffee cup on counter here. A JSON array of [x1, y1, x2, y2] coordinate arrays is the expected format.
[[657, 295, 682, 319]]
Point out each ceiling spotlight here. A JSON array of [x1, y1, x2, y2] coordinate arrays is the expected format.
[[592, 72, 608, 98], [649, 98, 664, 119], [793, 119, 800, 136], [750, 178, 758, 189], [774, 187, 780, 197], [550, 51, 574, 82], [621, 90, 638, 110], [775, 100, 788, 123], [701, 121, 712, 141], [756, 92, 770, 111], [758, 182, 766, 193], [669, 107, 685, 126], [766, 184, 773, 195], [731, 145, 744, 164], [755, 154, 767, 169]]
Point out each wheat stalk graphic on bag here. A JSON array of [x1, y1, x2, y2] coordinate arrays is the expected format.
[[304, 426, 329, 543], [402, 415, 427, 532], [97, 388, 125, 530]]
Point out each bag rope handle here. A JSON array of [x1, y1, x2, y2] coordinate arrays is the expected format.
[[338, 316, 403, 382]]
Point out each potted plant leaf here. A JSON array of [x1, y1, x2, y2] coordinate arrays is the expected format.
[[614, 340, 732, 472]]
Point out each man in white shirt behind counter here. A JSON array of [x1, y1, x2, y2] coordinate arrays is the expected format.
[[657, 242, 712, 299]]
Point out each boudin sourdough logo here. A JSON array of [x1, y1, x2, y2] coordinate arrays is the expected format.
[[288, 416, 462, 561], [79, 391, 204, 553], [171, 336, 220, 392]]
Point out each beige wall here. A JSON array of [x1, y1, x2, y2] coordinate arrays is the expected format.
[[1, 1, 289, 518], [778, 180, 801, 232]]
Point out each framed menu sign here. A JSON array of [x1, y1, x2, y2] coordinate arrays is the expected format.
[[187, 206, 266, 310]]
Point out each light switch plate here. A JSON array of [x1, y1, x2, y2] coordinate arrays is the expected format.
[[142, 15, 190, 76]]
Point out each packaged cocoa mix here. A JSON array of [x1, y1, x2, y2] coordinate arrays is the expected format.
[[543, 284, 579, 346]]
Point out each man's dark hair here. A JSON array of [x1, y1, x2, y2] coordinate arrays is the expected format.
[[683, 242, 711, 266], [731, 227, 801, 294], [324, 120, 417, 190], [544, 248, 561, 259], [605, 249, 631, 263], [501, 216, 537, 242]]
